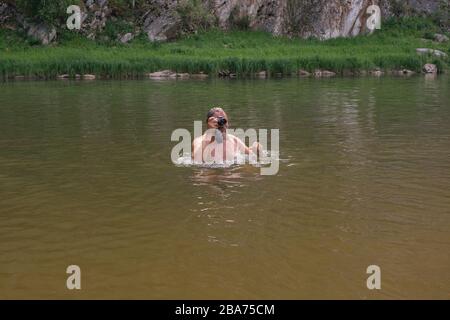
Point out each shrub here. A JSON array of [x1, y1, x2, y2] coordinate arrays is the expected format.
[[176, 0, 216, 35], [15, 0, 82, 26]]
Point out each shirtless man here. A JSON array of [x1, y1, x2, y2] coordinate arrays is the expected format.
[[192, 107, 262, 163]]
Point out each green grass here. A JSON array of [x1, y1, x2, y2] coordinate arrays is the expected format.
[[1, 17, 449, 79]]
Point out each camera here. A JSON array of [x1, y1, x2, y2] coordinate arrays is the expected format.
[[217, 117, 227, 127]]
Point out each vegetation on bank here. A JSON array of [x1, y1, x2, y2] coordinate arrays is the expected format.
[[0, 17, 449, 79]]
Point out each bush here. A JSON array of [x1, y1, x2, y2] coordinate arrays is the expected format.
[[434, 0, 449, 32], [15, 0, 82, 26], [176, 0, 216, 35], [102, 19, 134, 42]]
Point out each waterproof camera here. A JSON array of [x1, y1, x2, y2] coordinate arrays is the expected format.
[[217, 117, 227, 127]]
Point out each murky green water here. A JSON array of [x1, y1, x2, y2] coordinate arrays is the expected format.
[[0, 76, 449, 299]]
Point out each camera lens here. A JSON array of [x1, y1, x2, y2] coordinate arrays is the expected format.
[[217, 117, 227, 127]]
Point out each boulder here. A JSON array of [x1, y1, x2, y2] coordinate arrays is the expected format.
[[393, 69, 415, 76], [176, 73, 190, 79], [27, 23, 57, 45], [142, 1, 181, 42], [146, 16, 180, 42], [147, 70, 177, 78], [119, 33, 134, 44], [298, 69, 311, 76], [423, 63, 437, 74], [257, 71, 267, 78], [314, 69, 336, 77], [434, 33, 449, 43], [416, 48, 448, 58], [190, 73, 209, 79]]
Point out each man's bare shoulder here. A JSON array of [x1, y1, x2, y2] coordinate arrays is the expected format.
[[227, 133, 245, 144], [193, 134, 214, 147]]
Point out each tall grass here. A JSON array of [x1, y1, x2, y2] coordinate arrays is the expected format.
[[0, 17, 448, 79]]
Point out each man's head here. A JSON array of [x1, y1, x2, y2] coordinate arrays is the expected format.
[[206, 107, 229, 129]]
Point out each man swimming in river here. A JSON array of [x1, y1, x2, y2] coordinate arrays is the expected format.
[[192, 107, 263, 163]]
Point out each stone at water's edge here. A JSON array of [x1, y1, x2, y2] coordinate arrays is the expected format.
[[314, 70, 336, 77], [298, 70, 311, 77], [146, 70, 192, 79], [423, 64, 438, 74]]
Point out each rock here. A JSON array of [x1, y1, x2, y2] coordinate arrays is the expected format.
[[83, 74, 96, 80], [27, 23, 56, 45], [57, 74, 70, 79], [0, 2, 16, 26], [190, 73, 209, 79], [322, 70, 336, 77], [394, 69, 415, 76], [314, 69, 336, 77], [119, 33, 134, 44], [146, 70, 192, 79], [141, 0, 434, 41], [298, 69, 310, 76], [370, 70, 383, 76], [147, 70, 176, 78], [257, 71, 267, 78], [416, 48, 448, 58], [146, 17, 180, 42], [218, 70, 232, 77], [143, 2, 181, 42], [2, 0, 446, 42], [176, 73, 190, 79], [434, 33, 449, 43], [423, 63, 437, 74]]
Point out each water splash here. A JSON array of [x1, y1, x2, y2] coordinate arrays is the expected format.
[[174, 151, 279, 169]]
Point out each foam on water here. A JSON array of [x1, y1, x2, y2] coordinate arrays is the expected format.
[[175, 151, 279, 169]]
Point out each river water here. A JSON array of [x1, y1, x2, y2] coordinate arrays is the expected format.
[[0, 76, 449, 299]]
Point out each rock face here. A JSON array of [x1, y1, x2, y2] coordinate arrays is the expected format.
[[80, 0, 112, 40], [137, 0, 444, 40], [142, 1, 180, 42], [210, 0, 383, 39], [212, 0, 284, 35], [0, 2, 57, 44], [0, 2, 15, 27], [0, 0, 445, 43]]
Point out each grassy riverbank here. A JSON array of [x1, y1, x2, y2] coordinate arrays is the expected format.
[[1, 18, 449, 79]]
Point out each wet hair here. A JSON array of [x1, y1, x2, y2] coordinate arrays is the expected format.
[[206, 107, 225, 123]]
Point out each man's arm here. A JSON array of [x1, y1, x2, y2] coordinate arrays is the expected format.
[[192, 136, 203, 161], [233, 136, 263, 157]]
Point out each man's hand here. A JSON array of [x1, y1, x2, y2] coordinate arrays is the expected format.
[[251, 142, 263, 158], [207, 116, 218, 129]]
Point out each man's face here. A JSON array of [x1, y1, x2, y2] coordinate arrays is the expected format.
[[207, 110, 228, 129]]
